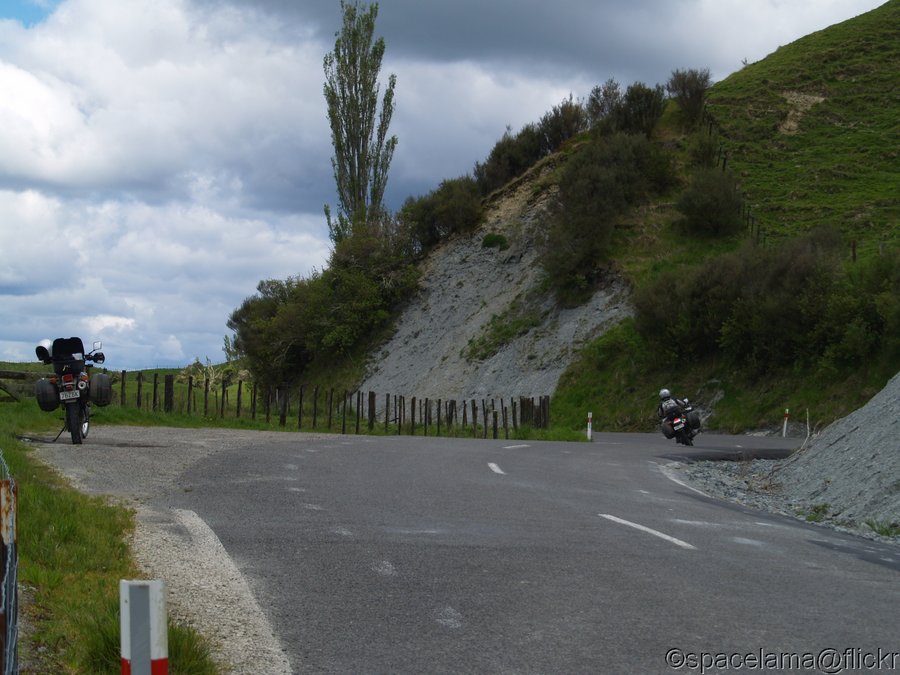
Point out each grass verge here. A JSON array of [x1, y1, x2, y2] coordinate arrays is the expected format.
[[0, 401, 219, 674]]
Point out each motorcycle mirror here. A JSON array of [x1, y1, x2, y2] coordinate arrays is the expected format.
[[93, 340, 103, 351], [35, 345, 51, 364], [92, 351, 106, 365]]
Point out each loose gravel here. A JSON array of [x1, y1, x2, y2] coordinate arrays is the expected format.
[[676, 370, 900, 543]]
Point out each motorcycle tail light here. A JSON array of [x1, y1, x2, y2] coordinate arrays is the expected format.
[[62, 374, 74, 383]]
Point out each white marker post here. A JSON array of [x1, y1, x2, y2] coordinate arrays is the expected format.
[[782, 408, 790, 438], [587, 412, 593, 441], [120, 579, 168, 675]]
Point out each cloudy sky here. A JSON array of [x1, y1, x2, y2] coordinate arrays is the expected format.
[[0, 0, 885, 370]]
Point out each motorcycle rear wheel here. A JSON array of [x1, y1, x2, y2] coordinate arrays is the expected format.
[[66, 403, 87, 444]]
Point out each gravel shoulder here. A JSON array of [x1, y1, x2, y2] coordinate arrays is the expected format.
[[28, 425, 333, 675], [674, 370, 900, 545]]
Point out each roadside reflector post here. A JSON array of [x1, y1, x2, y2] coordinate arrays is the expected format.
[[587, 412, 593, 441], [120, 579, 168, 675], [782, 408, 790, 438]]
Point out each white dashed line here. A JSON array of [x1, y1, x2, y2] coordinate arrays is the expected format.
[[599, 514, 697, 550], [504, 444, 529, 449], [488, 462, 506, 475]]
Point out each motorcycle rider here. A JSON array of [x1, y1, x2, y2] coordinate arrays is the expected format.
[[657, 388, 687, 420]]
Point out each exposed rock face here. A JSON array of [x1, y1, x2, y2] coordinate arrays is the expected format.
[[359, 163, 632, 400]]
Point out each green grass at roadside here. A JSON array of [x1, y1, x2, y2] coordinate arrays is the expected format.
[[0, 401, 219, 674]]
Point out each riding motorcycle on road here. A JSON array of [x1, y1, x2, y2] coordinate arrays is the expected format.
[[659, 391, 701, 447], [34, 337, 112, 444]]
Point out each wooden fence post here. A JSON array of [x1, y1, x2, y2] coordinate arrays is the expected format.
[[384, 393, 390, 432], [220, 380, 227, 419], [236, 380, 243, 419], [279, 386, 287, 427], [355, 391, 362, 434], [120, 370, 127, 407], [341, 391, 348, 434], [203, 377, 210, 416], [136, 372, 143, 410], [152, 374, 159, 412], [327, 389, 333, 430], [187, 376, 193, 415], [369, 391, 376, 431], [297, 384, 303, 429], [312, 385, 318, 429], [492, 411, 498, 439], [251, 382, 257, 420], [164, 375, 174, 413], [410, 396, 416, 435]]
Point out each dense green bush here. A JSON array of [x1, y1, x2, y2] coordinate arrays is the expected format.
[[399, 175, 482, 254], [613, 82, 668, 138], [676, 167, 743, 236], [634, 227, 900, 376], [228, 229, 419, 387], [538, 94, 588, 155], [541, 133, 677, 304], [666, 68, 712, 127], [474, 124, 544, 195], [687, 130, 719, 168]]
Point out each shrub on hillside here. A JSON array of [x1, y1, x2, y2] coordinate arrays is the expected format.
[[612, 82, 667, 138], [687, 130, 719, 168], [538, 94, 588, 155], [399, 176, 482, 254], [474, 124, 543, 195], [634, 227, 900, 376], [676, 168, 743, 236], [541, 133, 676, 304], [666, 68, 712, 127], [586, 78, 622, 131]]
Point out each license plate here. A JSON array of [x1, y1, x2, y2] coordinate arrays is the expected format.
[[673, 421, 684, 430], [59, 390, 80, 401]]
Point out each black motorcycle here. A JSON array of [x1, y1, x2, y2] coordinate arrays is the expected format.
[[660, 398, 701, 446], [35, 337, 111, 444]]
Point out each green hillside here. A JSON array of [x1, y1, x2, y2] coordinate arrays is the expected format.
[[553, 2, 900, 433], [706, 0, 899, 253]]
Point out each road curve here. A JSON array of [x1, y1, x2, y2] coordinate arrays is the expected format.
[[33, 427, 900, 674]]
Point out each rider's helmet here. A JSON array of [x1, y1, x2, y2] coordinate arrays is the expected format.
[[659, 388, 671, 400]]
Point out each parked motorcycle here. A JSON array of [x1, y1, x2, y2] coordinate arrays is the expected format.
[[660, 398, 701, 446], [35, 337, 112, 444]]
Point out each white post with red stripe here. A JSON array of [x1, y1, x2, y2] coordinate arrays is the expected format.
[[120, 579, 168, 675], [782, 408, 790, 438], [587, 412, 593, 441]]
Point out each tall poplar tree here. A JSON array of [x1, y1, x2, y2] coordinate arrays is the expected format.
[[323, 1, 397, 244]]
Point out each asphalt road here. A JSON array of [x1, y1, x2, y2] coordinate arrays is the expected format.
[[149, 431, 900, 674]]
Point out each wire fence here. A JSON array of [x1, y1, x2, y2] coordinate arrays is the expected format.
[[0, 449, 17, 675]]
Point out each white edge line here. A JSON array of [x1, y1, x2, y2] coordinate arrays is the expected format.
[[488, 462, 505, 475], [599, 513, 697, 550], [658, 461, 709, 496]]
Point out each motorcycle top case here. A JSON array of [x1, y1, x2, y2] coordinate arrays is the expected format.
[[35, 378, 60, 412], [90, 373, 113, 406]]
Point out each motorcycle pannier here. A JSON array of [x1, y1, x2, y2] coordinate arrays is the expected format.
[[660, 421, 675, 439], [90, 373, 113, 406], [35, 378, 60, 412]]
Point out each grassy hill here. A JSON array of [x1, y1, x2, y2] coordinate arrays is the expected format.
[[552, 2, 900, 434], [706, 0, 899, 254]]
